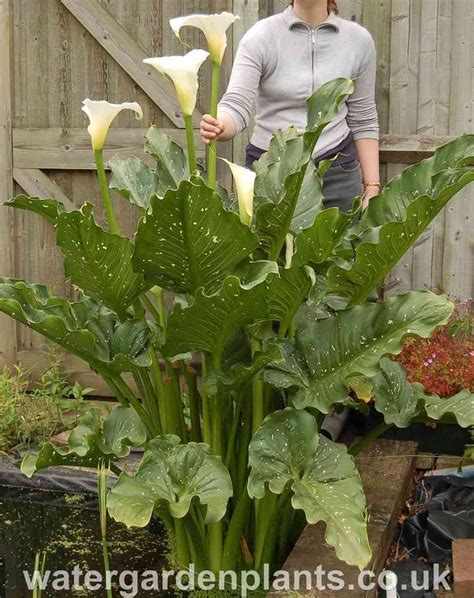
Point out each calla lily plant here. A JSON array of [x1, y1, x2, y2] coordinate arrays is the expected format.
[[2, 9, 474, 593], [170, 12, 240, 189]]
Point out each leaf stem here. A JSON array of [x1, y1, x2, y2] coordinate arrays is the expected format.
[[182, 364, 202, 442], [94, 149, 120, 235], [251, 338, 264, 435], [207, 61, 221, 190], [183, 114, 197, 174]]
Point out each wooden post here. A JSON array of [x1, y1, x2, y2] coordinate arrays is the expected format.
[[0, 0, 17, 369]]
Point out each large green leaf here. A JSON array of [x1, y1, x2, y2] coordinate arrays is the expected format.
[[255, 78, 354, 257], [4, 195, 66, 224], [162, 262, 277, 359], [107, 435, 233, 527], [424, 391, 474, 427], [145, 126, 189, 194], [330, 136, 474, 305], [248, 408, 371, 568], [56, 204, 151, 318], [372, 358, 426, 427], [133, 175, 258, 294], [373, 358, 474, 428], [356, 135, 474, 232], [109, 156, 158, 210], [21, 407, 147, 477], [0, 279, 154, 372], [263, 291, 453, 413]]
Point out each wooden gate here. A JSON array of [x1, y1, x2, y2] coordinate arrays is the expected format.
[[0, 0, 473, 392]]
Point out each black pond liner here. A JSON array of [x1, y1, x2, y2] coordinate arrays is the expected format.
[[0, 456, 171, 598], [379, 466, 474, 597]]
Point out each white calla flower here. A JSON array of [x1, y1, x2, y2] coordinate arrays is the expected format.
[[81, 99, 143, 150], [144, 50, 209, 116], [221, 158, 255, 226], [170, 12, 239, 65]]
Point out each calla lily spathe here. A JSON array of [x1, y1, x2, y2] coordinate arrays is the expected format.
[[170, 12, 239, 65], [144, 50, 209, 116], [221, 159, 255, 226], [81, 99, 143, 150]]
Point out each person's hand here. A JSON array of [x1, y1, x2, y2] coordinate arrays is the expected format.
[[200, 114, 225, 144]]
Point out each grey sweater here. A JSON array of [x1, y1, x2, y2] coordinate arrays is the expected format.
[[218, 5, 379, 158]]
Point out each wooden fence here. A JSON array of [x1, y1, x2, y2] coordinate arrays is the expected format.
[[0, 0, 473, 387]]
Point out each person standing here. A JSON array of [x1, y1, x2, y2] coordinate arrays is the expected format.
[[200, 0, 380, 211]]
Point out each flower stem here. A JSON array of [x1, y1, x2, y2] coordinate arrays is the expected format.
[[94, 149, 119, 235], [183, 114, 197, 174], [207, 61, 221, 190]]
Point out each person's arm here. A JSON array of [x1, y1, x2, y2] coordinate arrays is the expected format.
[[200, 28, 264, 145], [347, 32, 380, 207]]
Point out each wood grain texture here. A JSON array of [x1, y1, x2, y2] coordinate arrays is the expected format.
[[0, 0, 18, 368], [13, 127, 205, 169], [60, 0, 199, 127], [13, 168, 74, 209]]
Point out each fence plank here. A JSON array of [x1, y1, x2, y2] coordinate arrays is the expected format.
[[0, 0, 18, 369], [60, 0, 201, 128], [442, 0, 474, 298], [13, 127, 205, 170], [386, 0, 421, 295], [13, 168, 74, 209]]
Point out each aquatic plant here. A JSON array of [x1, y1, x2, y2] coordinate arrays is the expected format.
[[1, 10, 474, 581]]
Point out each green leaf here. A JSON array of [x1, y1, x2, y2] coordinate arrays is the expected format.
[[423, 391, 474, 428], [205, 342, 284, 397], [373, 358, 474, 428], [0, 279, 154, 372], [293, 207, 355, 267], [331, 136, 474, 305], [56, 204, 151, 318], [4, 195, 66, 224], [248, 408, 371, 568], [356, 135, 474, 232], [373, 358, 425, 427], [133, 176, 258, 294], [21, 407, 147, 477], [145, 126, 189, 194], [109, 156, 158, 210], [255, 78, 354, 258], [163, 263, 278, 359], [263, 291, 453, 413], [107, 435, 233, 527]]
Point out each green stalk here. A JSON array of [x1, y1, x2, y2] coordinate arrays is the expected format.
[[221, 487, 251, 571], [257, 489, 292, 573], [182, 364, 202, 442], [151, 286, 167, 328], [98, 463, 113, 598], [208, 521, 223, 574], [251, 338, 264, 435], [149, 348, 168, 435], [348, 422, 392, 456], [210, 351, 223, 455], [141, 293, 162, 324], [167, 364, 187, 441], [174, 517, 191, 568], [254, 493, 278, 571], [94, 149, 119, 235], [133, 369, 161, 436], [183, 114, 197, 173], [207, 61, 221, 190], [200, 353, 212, 446], [225, 395, 243, 469]]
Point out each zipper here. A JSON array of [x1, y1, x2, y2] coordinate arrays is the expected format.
[[310, 28, 316, 93]]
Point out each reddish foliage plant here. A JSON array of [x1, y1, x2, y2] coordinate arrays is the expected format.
[[395, 297, 474, 397]]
